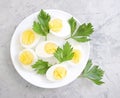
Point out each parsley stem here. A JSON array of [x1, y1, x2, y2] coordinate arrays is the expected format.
[[65, 37, 71, 40]]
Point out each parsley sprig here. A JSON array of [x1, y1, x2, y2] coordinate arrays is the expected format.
[[32, 60, 52, 74], [54, 42, 74, 63], [81, 60, 104, 85], [33, 9, 50, 40], [67, 17, 94, 42]]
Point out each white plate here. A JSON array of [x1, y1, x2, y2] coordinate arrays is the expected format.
[[10, 9, 90, 88]]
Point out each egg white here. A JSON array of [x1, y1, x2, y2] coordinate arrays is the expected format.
[[20, 30, 40, 48], [35, 41, 58, 58], [49, 18, 70, 38], [18, 49, 38, 71], [46, 63, 69, 82]]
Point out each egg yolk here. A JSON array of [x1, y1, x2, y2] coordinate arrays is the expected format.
[[49, 19, 63, 32], [72, 49, 82, 64], [21, 30, 35, 45], [44, 42, 57, 54], [53, 67, 67, 80], [19, 51, 34, 65]]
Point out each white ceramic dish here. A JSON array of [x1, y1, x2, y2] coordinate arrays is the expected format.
[[10, 9, 90, 88]]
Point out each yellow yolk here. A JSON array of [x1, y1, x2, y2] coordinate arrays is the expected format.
[[53, 67, 67, 80], [72, 49, 81, 64], [49, 19, 63, 32], [44, 42, 57, 54], [19, 51, 34, 65], [21, 30, 35, 45]]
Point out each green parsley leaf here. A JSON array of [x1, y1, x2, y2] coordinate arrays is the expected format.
[[54, 42, 74, 63], [67, 17, 94, 42], [71, 23, 94, 42], [32, 60, 51, 74], [73, 23, 94, 37], [81, 59, 104, 85], [33, 21, 46, 36], [68, 17, 77, 36], [33, 9, 50, 38], [72, 36, 90, 42]]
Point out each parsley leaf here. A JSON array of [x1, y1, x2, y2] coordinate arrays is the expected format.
[[68, 17, 77, 36], [33, 9, 50, 39], [54, 42, 74, 63], [72, 23, 94, 42], [67, 17, 94, 42], [32, 60, 51, 74], [72, 36, 90, 42], [81, 60, 104, 85], [73, 23, 94, 37]]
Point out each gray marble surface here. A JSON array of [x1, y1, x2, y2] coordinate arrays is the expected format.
[[0, 0, 120, 98]]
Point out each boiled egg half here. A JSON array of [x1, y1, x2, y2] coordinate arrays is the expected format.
[[46, 63, 68, 81], [20, 29, 40, 48], [18, 49, 38, 68], [69, 45, 84, 65], [49, 18, 70, 38], [35, 41, 58, 58]]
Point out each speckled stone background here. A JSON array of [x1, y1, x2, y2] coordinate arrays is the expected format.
[[0, 0, 120, 98]]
